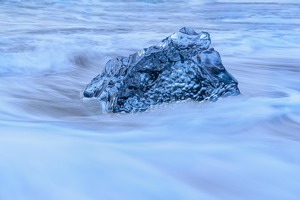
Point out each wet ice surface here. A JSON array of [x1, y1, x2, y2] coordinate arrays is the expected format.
[[83, 27, 240, 113], [0, 0, 300, 199]]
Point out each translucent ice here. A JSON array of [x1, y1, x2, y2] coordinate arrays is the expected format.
[[83, 27, 240, 113]]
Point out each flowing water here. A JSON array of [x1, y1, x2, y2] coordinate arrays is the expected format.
[[0, 0, 300, 199]]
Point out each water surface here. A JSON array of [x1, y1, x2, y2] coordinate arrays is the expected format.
[[0, 0, 300, 199]]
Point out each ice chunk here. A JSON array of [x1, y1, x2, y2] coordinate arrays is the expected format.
[[83, 27, 240, 113]]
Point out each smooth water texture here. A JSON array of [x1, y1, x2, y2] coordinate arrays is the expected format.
[[0, 0, 300, 199]]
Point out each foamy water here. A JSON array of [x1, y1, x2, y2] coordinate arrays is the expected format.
[[1, 0, 300, 199]]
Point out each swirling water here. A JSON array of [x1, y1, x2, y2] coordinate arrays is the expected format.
[[0, 0, 300, 199]]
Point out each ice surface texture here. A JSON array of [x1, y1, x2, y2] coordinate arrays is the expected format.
[[83, 27, 240, 113]]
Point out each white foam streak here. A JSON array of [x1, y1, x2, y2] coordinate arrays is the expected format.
[[0, 0, 300, 199]]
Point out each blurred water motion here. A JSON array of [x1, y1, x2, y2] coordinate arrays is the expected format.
[[0, 0, 300, 199]]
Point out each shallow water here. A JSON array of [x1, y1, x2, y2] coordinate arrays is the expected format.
[[1, 0, 300, 199]]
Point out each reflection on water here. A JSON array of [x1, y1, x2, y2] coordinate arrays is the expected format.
[[0, 0, 300, 199]]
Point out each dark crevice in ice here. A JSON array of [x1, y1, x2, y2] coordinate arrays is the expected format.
[[83, 27, 240, 113]]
